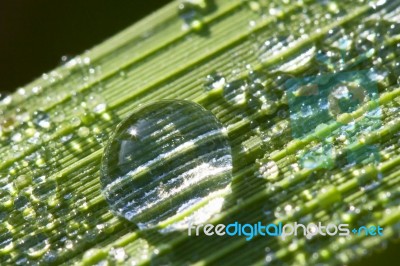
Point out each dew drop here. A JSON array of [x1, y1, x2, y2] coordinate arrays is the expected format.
[[248, 82, 279, 114], [42, 250, 58, 263], [14, 175, 32, 190], [273, 46, 316, 74], [87, 93, 107, 114], [22, 207, 37, 221], [248, 1, 261, 12], [77, 127, 90, 138], [204, 71, 226, 92], [100, 100, 232, 228], [109, 247, 127, 263], [64, 239, 74, 249], [0, 225, 14, 254], [82, 248, 107, 264], [14, 195, 29, 210], [0, 117, 16, 133], [223, 80, 247, 106], [24, 233, 50, 258], [32, 111, 51, 130], [256, 160, 280, 180], [300, 143, 334, 170], [32, 180, 57, 202], [70, 117, 82, 128], [328, 82, 366, 119], [11, 132, 23, 143], [259, 35, 294, 63], [178, 0, 212, 31], [265, 253, 276, 263], [0, 189, 13, 208], [61, 134, 74, 143], [327, 2, 340, 14], [119, 70, 127, 79]]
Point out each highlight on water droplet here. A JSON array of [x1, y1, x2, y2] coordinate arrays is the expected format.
[[223, 79, 247, 106], [328, 82, 367, 119], [178, 0, 213, 31], [100, 100, 232, 229], [204, 71, 226, 92]]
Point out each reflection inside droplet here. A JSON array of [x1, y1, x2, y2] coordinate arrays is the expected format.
[[100, 100, 232, 229]]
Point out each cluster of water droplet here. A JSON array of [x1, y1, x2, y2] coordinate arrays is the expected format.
[[204, 70, 288, 115], [0, 51, 119, 264], [1, 0, 400, 264]]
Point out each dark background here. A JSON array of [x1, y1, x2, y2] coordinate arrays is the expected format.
[[0, 0, 172, 94]]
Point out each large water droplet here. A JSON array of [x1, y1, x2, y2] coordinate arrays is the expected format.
[[100, 100, 232, 229]]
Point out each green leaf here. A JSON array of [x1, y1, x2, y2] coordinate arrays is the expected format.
[[1, 0, 400, 265]]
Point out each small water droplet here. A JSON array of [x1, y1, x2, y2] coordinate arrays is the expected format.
[[14, 175, 32, 190], [328, 82, 366, 119], [14, 195, 29, 211], [327, 2, 340, 14], [248, 82, 279, 114], [0, 225, 14, 253], [11, 132, 23, 143], [32, 111, 51, 129], [178, 0, 212, 31], [109, 247, 127, 263], [77, 127, 90, 138], [248, 1, 261, 12], [87, 93, 107, 114], [61, 134, 74, 143], [1, 117, 16, 133], [0, 189, 13, 208], [82, 248, 107, 264], [256, 160, 280, 180], [248, 20, 257, 28], [43, 250, 58, 263], [100, 100, 232, 228], [300, 143, 334, 170], [273, 46, 316, 74], [265, 253, 276, 263], [22, 207, 37, 221], [223, 80, 247, 106], [64, 239, 74, 249], [32, 180, 57, 202], [15, 110, 30, 123], [119, 70, 127, 79], [259, 35, 294, 63], [269, 7, 283, 18], [70, 117, 82, 128], [204, 72, 226, 92]]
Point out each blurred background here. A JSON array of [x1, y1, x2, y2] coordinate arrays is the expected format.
[[0, 0, 172, 95]]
